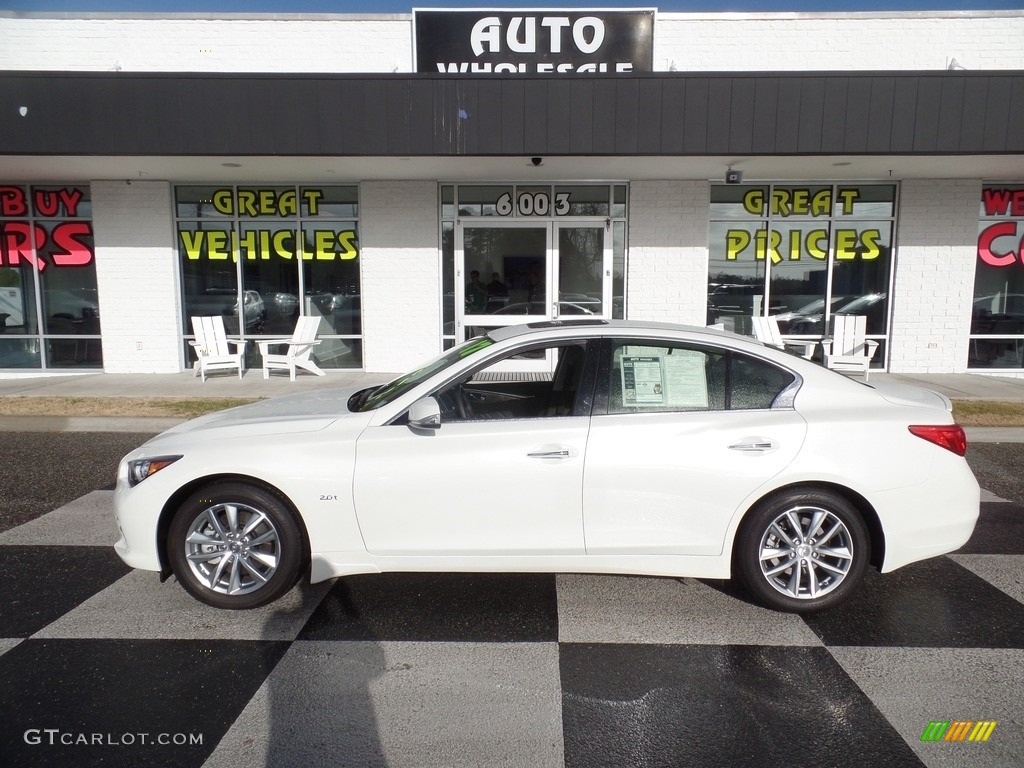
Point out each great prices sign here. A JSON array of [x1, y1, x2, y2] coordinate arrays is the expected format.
[[0, 186, 93, 272], [724, 187, 884, 264], [415, 9, 654, 74], [978, 187, 1024, 267]]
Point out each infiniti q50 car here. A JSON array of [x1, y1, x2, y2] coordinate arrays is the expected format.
[[114, 320, 979, 613]]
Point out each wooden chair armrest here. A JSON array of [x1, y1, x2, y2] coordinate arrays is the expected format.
[[257, 338, 289, 355], [783, 340, 817, 360], [285, 340, 323, 355]]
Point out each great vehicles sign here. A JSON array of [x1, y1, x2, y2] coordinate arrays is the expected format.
[[414, 9, 655, 74]]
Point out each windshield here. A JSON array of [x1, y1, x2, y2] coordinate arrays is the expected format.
[[349, 336, 495, 412]]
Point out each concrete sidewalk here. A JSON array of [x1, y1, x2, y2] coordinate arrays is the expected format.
[[0, 369, 1022, 439]]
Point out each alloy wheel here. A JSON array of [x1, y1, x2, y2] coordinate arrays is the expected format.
[[757, 504, 855, 600], [183, 501, 281, 596]]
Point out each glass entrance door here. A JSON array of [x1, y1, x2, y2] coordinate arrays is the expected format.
[[458, 223, 611, 330], [459, 222, 549, 338], [556, 223, 609, 319], [457, 220, 611, 370]]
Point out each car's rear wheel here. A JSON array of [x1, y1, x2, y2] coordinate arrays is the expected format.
[[167, 482, 305, 609], [735, 488, 869, 613]]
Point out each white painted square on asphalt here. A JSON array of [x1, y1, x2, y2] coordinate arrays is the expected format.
[[0, 638, 22, 659], [32, 570, 333, 641], [0, 491, 116, 547], [556, 574, 823, 646], [951, 554, 1024, 606], [203, 641, 564, 768], [830, 647, 1024, 768]]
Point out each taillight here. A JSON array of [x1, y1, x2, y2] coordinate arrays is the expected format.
[[908, 425, 967, 456]]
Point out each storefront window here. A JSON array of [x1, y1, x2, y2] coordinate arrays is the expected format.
[[175, 185, 361, 369], [0, 184, 101, 369], [971, 184, 1024, 369], [708, 184, 896, 367]]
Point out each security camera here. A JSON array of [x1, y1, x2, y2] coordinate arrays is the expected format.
[[531, 157, 543, 167]]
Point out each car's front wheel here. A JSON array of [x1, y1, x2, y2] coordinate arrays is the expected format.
[[734, 488, 869, 613], [167, 482, 306, 609]]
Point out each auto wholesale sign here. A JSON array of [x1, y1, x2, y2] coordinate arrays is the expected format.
[[414, 9, 655, 74]]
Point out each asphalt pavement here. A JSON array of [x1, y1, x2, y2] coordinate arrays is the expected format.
[[2, 431, 1023, 767]]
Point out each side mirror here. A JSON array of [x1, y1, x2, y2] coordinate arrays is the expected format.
[[407, 397, 441, 431]]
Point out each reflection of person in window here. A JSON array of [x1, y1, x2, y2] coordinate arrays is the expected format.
[[465, 271, 487, 314], [486, 272, 508, 313], [527, 271, 544, 302]]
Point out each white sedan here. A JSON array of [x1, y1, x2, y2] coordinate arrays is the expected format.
[[114, 320, 979, 613]]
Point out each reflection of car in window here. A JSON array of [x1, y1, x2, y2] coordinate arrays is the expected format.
[[186, 288, 265, 331], [265, 292, 298, 320], [492, 301, 596, 316], [789, 293, 887, 335], [46, 290, 100, 320], [773, 297, 847, 333], [708, 284, 785, 316], [972, 294, 1024, 334]]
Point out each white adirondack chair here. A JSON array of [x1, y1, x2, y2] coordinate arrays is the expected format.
[[821, 314, 879, 380], [257, 315, 325, 380], [750, 316, 816, 359], [190, 315, 246, 381]]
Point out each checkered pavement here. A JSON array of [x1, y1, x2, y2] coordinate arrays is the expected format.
[[0, 489, 1022, 768]]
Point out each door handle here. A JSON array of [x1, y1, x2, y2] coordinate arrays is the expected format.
[[527, 448, 576, 459], [728, 439, 776, 453]]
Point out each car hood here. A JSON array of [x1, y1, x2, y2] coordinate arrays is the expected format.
[[151, 386, 369, 441], [868, 381, 953, 413]]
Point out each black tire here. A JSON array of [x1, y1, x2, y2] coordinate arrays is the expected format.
[[167, 481, 306, 609], [734, 488, 869, 613]]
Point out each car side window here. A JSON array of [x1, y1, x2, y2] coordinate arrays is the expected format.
[[608, 342, 726, 414], [434, 341, 590, 422], [607, 340, 794, 414], [730, 352, 795, 410]]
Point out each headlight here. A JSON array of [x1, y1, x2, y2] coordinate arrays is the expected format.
[[127, 456, 182, 487]]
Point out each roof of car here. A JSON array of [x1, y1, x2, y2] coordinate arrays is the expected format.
[[487, 319, 729, 342]]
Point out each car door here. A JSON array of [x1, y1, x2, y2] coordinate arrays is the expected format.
[[582, 339, 807, 556], [352, 341, 593, 556]]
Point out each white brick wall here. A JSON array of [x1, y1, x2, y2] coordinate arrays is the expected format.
[[2, 12, 1021, 72], [655, 13, 1024, 71], [627, 181, 709, 326], [91, 180, 182, 373], [888, 179, 979, 374], [0, 16, 412, 73], [359, 181, 440, 374]]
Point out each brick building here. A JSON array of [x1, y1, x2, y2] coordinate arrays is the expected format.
[[1, 8, 1022, 376]]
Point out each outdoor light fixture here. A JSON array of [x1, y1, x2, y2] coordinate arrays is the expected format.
[[725, 168, 743, 184]]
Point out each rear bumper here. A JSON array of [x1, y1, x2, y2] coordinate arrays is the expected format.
[[874, 460, 980, 573]]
